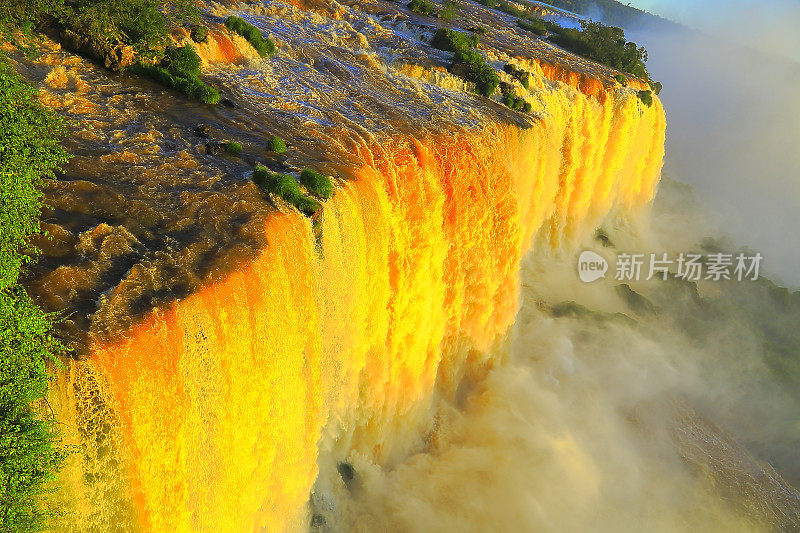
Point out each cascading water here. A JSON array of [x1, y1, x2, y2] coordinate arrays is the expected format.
[[47, 97, 664, 531]]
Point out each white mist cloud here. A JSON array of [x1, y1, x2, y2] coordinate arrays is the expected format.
[[625, 17, 800, 287], [631, 0, 800, 60]]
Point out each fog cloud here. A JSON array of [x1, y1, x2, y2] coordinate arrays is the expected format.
[[626, 6, 800, 286]]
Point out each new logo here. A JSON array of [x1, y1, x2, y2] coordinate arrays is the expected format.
[[578, 250, 608, 283]]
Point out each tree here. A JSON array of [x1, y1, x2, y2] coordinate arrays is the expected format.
[[0, 55, 69, 532]]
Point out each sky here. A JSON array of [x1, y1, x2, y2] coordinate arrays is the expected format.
[[626, 0, 800, 60]]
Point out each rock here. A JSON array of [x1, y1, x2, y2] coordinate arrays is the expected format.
[[60, 29, 135, 72], [205, 142, 225, 155], [221, 98, 237, 108], [195, 124, 214, 138], [104, 44, 135, 71]]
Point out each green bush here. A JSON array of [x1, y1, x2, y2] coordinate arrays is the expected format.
[[162, 45, 201, 78], [522, 101, 532, 113], [451, 49, 498, 97], [615, 73, 627, 85], [440, 0, 459, 22], [224, 16, 275, 57], [0, 58, 69, 288], [478, 0, 527, 18], [1, 0, 199, 56], [637, 89, 653, 107], [431, 28, 479, 52], [0, 55, 68, 532], [408, 0, 435, 15], [223, 141, 242, 154], [299, 169, 334, 200], [252, 166, 321, 217], [516, 18, 561, 36], [649, 80, 662, 95], [265, 135, 287, 154], [190, 25, 208, 43], [467, 26, 487, 35], [431, 29, 497, 98], [500, 82, 525, 111], [503, 64, 530, 89], [132, 63, 220, 104]]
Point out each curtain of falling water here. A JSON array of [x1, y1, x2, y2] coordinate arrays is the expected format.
[[49, 88, 665, 532]]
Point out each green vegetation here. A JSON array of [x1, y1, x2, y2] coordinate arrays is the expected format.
[[431, 29, 498, 98], [252, 166, 321, 217], [0, 59, 69, 287], [223, 141, 242, 154], [431, 28, 478, 52], [452, 49, 498, 97], [0, 0, 222, 103], [190, 25, 208, 44], [470, 0, 661, 91], [503, 63, 530, 89], [516, 18, 560, 36], [549, 21, 648, 79], [0, 55, 68, 532], [299, 169, 334, 200], [133, 63, 218, 103], [162, 44, 201, 77], [265, 135, 287, 154], [0, 0, 197, 54], [648, 79, 662, 95], [467, 26, 487, 36], [63, 0, 198, 56], [499, 82, 527, 111], [408, 0, 435, 16], [133, 45, 220, 105], [440, 0, 459, 22], [224, 16, 275, 57], [637, 89, 652, 107], [534, 21, 662, 96], [0, 0, 65, 46]]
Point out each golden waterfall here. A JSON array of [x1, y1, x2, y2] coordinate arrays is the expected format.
[[49, 83, 665, 531]]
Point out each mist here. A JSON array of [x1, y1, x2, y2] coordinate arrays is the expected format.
[[624, 10, 800, 287], [631, 0, 800, 61]]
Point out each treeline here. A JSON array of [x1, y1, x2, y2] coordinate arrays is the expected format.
[[0, 56, 69, 531], [0, 0, 198, 55], [537, 0, 651, 28], [477, 0, 661, 103], [474, 0, 654, 83], [548, 21, 648, 79]]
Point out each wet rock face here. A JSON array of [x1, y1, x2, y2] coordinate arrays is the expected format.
[[60, 29, 135, 71], [103, 44, 135, 71]]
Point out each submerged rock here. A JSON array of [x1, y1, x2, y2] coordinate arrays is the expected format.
[[195, 124, 214, 138]]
